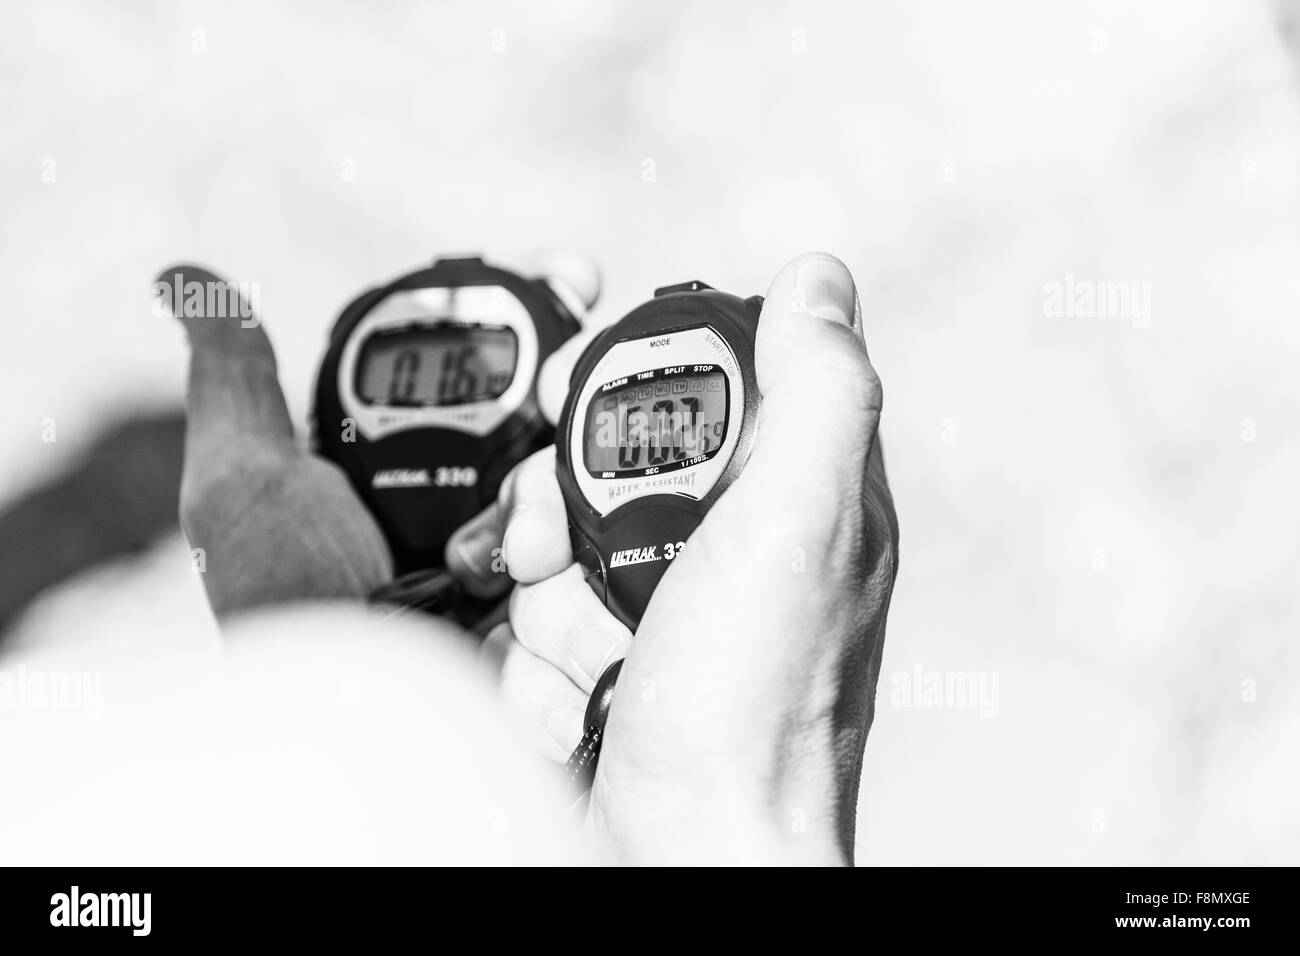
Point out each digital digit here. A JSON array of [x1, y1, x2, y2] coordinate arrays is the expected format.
[[680, 396, 701, 458], [390, 349, 420, 402], [453, 347, 480, 400], [619, 405, 643, 469], [648, 400, 673, 466], [437, 348, 457, 402]]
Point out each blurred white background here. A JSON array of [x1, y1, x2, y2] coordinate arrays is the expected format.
[[2, 0, 1298, 863]]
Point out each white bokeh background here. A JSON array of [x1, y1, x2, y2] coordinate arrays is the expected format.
[[2, 0, 1297, 863]]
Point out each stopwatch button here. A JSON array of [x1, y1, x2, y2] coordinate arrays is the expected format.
[[569, 531, 607, 605], [431, 255, 485, 267], [653, 280, 714, 297]]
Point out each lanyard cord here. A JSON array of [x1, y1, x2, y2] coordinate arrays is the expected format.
[[564, 659, 624, 792], [368, 568, 503, 632]]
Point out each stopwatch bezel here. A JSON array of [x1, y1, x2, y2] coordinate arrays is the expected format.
[[557, 287, 762, 532], [336, 283, 540, 442]]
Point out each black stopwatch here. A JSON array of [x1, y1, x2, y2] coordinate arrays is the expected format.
[[313, 255, 582, 577], [556, 280, 762, 788], [556, 281, 762, 632]]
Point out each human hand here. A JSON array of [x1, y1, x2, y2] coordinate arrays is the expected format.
[[161, 264, 395, 617], [452, 253, 899, 864]]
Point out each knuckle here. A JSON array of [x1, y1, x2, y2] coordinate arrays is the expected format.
[[479, 623, 515, 673], [495, 462, 521, 514], [819, 338, 881, 417], [497, 645, 543, 710], [514, 447, 558, 502], [862, 478, 900, 583], [498, 446, 556, 515], [506, 586, 539, 653], [508, 578, 563, 658]]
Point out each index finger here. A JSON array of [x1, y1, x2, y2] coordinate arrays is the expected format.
[[444, 446, 573, 598]]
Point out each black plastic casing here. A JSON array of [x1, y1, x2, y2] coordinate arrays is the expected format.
[[313, 256, 580, 575], [556, 282, 762, 631]]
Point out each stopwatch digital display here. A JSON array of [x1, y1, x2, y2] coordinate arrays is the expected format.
[[557, 281, 761, 631], [354, 325, 518, 406], [313, 256, 582, 575], [581, 366, 729, 476]]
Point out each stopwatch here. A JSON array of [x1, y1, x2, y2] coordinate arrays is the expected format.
[[313, 255, 583, 578], [556, 280, 762, 786], [557, 280, 761, 631]]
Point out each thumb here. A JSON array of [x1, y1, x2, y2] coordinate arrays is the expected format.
[[747, 253, 881, 515], [157, 265, 395, 613], [155, 264, 294, 453], [536, 326, 599, 426], [529, 248, 601, 318]]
